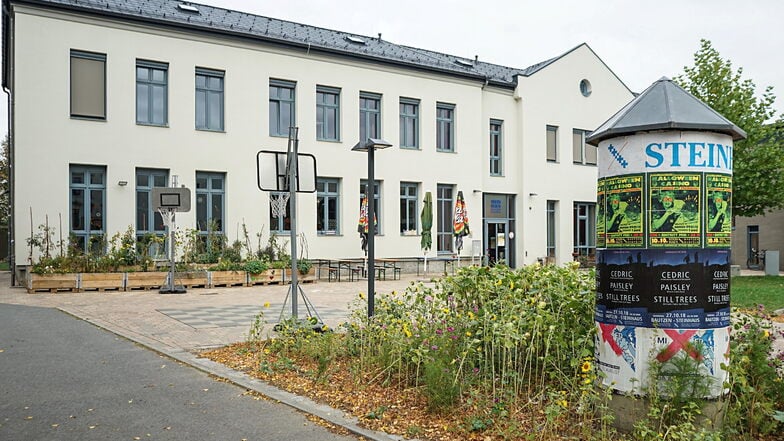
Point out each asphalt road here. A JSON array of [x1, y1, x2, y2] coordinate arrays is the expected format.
[[0, 303, 358, 441]]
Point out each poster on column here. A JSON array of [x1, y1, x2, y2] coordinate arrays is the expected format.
[[648, 173, 702, 248], [597, 178, 606, 248], [650, 327, 730, 397], [702, 248, 731, 327], [595, 249, 647, 327], [595, 323, 647, 393], [604, 174, 644, 248], [705, 174, 732, 248]]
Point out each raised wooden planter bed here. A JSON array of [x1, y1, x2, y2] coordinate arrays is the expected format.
[[80, 272, 125, 292], [125, 272, 169, 290], [246, 269, 284, 286], [283, 267, 317, 284], [27, 273, 79, 293], [209, 270, 247, 288], [176, 271, 209, 288]]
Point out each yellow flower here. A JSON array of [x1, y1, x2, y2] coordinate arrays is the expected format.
[[581, 361, 592, 373], [465, 331, 472, 337], [763, 330, 770, 338], [495, 279, 502, 287], [263, 301, 270, 308]]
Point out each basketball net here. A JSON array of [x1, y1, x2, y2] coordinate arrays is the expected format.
[[271, 192, 290, 219], [158, 207, 176, 229]]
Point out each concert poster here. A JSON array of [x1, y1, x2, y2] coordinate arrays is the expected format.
[[597, 178, 606, 249], [604, 174, 644, 248], [705, 174, 732, 248], [648, 173, 701, 248]]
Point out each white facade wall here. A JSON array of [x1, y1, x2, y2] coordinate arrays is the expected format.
[[10, 6, 633, 267]]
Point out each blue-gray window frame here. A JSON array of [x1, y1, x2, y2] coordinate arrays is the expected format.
[[573, 202, 595, 256], [316, 178, 340, 235], [436, 103, 455, 152], [70, 50, 106, 120], [316, 86, 340, 141], [195, 171, 225, 234], [195, 68, 224, 131], [490, 119, 503, 176], [136, 168, 169, 236], [70, 164, 106, 253], [136, 60, 168, 126], [546, 200, 556, 258], [359, 92, 381, 141], [400, 182, 418, 234], [399, 98, 419, 149], [436, 183, 454, 253], [270, 79, 296, 137]]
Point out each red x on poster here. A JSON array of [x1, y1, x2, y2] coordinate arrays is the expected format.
[[656, 329, 701, 362]]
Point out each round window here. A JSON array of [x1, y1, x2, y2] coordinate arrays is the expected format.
[[580, 79, 592, 97]]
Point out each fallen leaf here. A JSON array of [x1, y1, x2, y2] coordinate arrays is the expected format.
[[202, 389, 209, 392], [24, 416, 32, 420], [88, 425, 96, 429], [51, 424, 59, 428], [0, 349, 4, 353]]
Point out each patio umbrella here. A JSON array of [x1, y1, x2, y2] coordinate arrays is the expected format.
[[453, 190, 470, 264], [420, 191, 433, 272]]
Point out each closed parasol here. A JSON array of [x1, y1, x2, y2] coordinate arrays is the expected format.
[[453, 190, 470, 260], [420, 191, 433, 272]]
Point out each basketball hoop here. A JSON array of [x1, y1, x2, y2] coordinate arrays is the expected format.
[[158, 207, 176, 229], [271, 192, 290, 219]]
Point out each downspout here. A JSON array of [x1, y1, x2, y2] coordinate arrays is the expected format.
[[2, 0, 14, 286]]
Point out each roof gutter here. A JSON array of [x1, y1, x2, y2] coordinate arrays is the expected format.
[[2, 0, 14, 285]]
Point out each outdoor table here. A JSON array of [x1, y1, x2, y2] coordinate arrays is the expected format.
[[376, 258, 401, 280], [416, 256, 456, 276]]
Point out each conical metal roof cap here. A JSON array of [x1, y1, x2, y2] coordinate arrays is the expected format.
[[586, 77, 747, 145]]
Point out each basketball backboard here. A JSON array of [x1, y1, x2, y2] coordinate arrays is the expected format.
[[257, 150, 317, 193], [152, 187, 191, 212]]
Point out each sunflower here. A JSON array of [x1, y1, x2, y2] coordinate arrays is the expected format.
[[580, 360, 592, 373]]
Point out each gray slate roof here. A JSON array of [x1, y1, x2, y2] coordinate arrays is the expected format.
[[587, 77, 747, 145], [18, 0, 565, 87]]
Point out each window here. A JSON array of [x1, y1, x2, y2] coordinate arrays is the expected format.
[[70, 165, 106, 253], [436, 103, 455, 152], [136, 168, 169, 236], [195, 68, 224, 131], [270, 79, 296, 137], [360, 179, 381, 233], [490, 119, 503, 176], [196, 172, 225, 235], [136, 60, 168, 126], [317, 178, 340, 234], [437, 184, 454, 252], [546, 200, 557, 259], [399, 98, 419, 149], [359, 92, 381, 141], [546, 125, 558, 162], [572, 129, 596, 165], [400, 182, 418, 234], [70, 50, 106, 120], [573, 202, 596, 256], [316, 86, 340, 141], [269, 191, 291, 233]]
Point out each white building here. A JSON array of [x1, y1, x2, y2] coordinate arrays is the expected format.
[[2, 0, 634, 278]]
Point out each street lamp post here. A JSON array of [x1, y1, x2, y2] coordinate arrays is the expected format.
[[351, 138, 392, 317]]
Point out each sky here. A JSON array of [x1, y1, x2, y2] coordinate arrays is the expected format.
[[2, 0, 783, 137]]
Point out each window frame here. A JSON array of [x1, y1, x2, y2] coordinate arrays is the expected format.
[[490, 119, 503, 176], [359, 92, 382, 141], [546, 125, 558, 162], [70, 50, 106, 120], [316, 177, 341, 235], [195, 67, 225, 132], [269, 191, 291, 233], [436, 184, 454, 253], [436, 102, 455, 152], [360, 179, 382, 234], [572, 128, 596, 165], [316, 85, 340, 142], [399, 97, 420, 149], [195, 171, 225, 235], [136, 60, 168, 126], [399, 182, 419, 235], [269, 79, 297, 137], [69, 164, 106, 253], [573, 202, 596, 256], [546, 200, 557, 259]]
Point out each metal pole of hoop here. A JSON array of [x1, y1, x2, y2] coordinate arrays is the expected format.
[[159, 207, 185, 294], [287, 126, 300, 319]]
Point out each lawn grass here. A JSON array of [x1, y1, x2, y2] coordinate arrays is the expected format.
[[732, 276, 784, 311]]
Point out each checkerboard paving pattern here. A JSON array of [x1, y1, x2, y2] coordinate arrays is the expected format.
[[157, 305, 348, 329]]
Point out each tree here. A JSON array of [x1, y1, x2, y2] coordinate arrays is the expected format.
[[675, 39, 784, 218]]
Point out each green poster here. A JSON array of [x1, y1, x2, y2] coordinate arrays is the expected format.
[[597, 178, 606, 248], [604, 174, 644, 247], [705, 174, 732, 248], [648, 173, 702, 248]]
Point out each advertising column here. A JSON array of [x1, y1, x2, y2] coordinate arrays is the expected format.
[[595, 133, 732, 396]]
